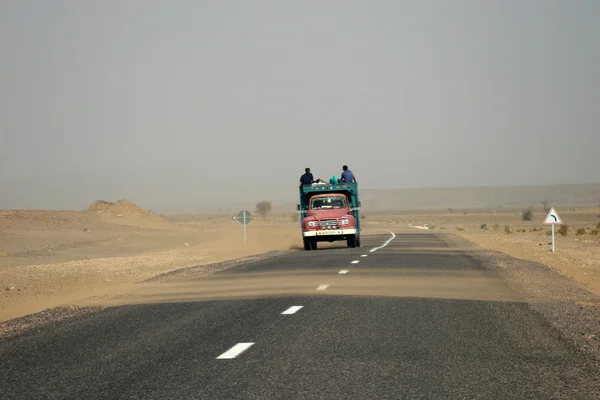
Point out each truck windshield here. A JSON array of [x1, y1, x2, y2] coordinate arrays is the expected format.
[[311, 196, 347, 209]]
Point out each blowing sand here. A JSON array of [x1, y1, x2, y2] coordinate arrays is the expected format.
[[87, 267, 520, 310], [0, 205, 304, 322]]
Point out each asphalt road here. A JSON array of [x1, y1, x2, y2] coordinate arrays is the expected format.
[[2, 232, 600, 399]]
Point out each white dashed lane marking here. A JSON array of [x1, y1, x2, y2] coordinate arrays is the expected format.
[[217, 343, 255, 359], [281, 306, 303, 315], [217, 233, 399, 361]]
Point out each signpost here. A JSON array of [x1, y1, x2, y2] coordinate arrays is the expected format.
[[543, 207, 562, 252], [233, 210, 252, 243]]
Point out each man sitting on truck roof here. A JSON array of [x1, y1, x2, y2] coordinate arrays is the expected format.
[[300, 168, 314, 186], [340, 165, 357, 183]]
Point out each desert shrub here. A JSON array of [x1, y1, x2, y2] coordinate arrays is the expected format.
[[480, 223, 488, 230], [558, 225, 569, 236], [576, 228, 587, 236], [456, 226, 465, 231], [596, 221, 600, 230], [519, 228, 527, 233], [591, 229, 599, 236], [541, 201, 550, 213], [521, 208, 533, 221], [504, 225, 513, 234], [255, 200, 272, 219], [493, 224, 500, 231], [361, 214, 366, 219]]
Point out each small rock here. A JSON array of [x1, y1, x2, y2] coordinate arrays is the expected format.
[[184, 242, 190, 247]]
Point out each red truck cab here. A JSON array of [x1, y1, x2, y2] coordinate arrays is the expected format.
[[298, 183, 361, 250]]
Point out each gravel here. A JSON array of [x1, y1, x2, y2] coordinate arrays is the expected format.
[[0, 305, 105, 341]]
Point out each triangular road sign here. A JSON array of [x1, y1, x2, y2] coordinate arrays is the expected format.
[[543, 207, 562, 225]]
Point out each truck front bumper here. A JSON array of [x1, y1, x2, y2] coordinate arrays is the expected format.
[[303, 228, 357, 237]]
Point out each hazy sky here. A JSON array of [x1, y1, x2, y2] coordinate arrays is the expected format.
[[2, 0, 599, 212]]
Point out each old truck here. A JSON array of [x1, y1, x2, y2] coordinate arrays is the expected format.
[[297, 182, 361, 250]]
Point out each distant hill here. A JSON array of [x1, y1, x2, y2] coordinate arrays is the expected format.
[[84, 199, 164, 220], [273, 183, 600, 213]]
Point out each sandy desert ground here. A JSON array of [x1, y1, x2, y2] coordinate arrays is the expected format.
[[1, 200, 599, 332], [0, 201, 307, 323]]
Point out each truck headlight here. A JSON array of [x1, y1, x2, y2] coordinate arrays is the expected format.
[[339, 218, 350, 225], [307, 221, 319, 227]]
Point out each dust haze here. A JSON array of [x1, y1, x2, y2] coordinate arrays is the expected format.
[[2, 1, 599, 213], [90, 268, 521, 308]]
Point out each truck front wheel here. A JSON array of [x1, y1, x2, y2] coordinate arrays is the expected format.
[[304, 239, 318, 250], [347, 235, 357, 248]]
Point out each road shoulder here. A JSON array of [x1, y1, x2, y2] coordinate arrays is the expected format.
[[443, 233, 600, 361]]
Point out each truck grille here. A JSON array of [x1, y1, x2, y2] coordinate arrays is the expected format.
[[319, 219, 338, 227]]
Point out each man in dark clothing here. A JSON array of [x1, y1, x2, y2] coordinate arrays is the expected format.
[[340, 165, 357, 183], [300, 168, 314, 185]]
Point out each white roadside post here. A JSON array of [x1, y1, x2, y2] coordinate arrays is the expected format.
[[242, 209, 247, 243], [543, 207, 563, 253], [233, 210, 252, 243]]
